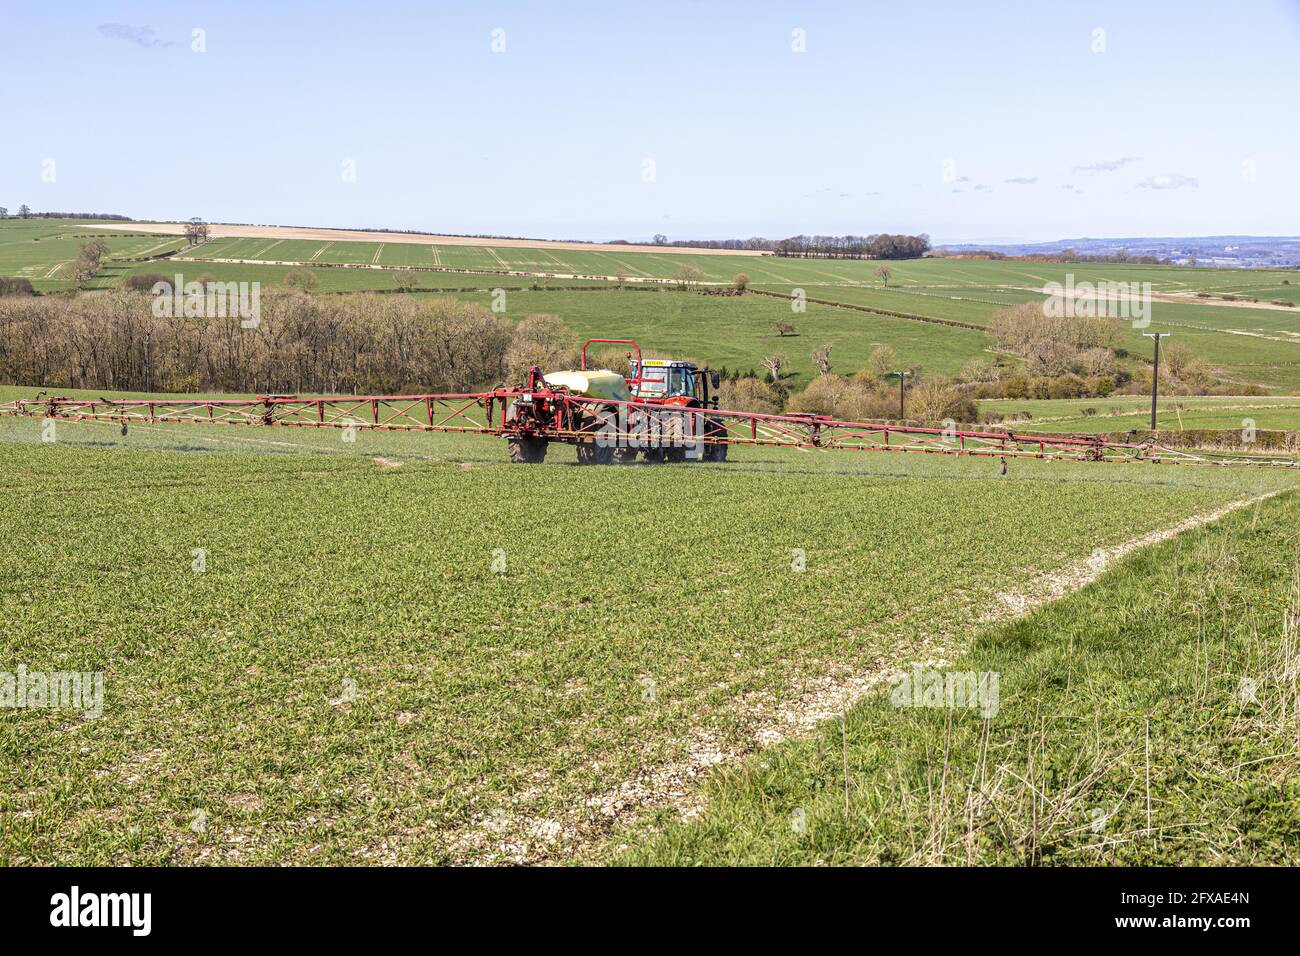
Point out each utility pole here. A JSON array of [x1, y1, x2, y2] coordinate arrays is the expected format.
[[890, 370, 911, 420], [1142, 333, 1171, 431]]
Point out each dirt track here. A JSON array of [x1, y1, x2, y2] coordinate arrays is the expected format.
[[87, 223, 768, 257]]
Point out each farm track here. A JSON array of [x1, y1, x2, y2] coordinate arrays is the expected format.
[[453, 489, 1285, 865]]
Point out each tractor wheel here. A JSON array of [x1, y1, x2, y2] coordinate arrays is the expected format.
[[507, 436, 548, 464], [704, 417, 728, 462], [576, 441, 614, 465], [575, 408, 617, 465]]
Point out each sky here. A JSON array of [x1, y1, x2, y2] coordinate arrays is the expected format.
[[2, 0, 1298, 243]]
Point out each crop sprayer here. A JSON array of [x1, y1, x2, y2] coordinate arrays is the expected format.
[[2, 338, 1296, 468]]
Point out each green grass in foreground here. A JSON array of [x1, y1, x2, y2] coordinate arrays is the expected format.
[[3, 409, 1295, 864], [611, 490, 1300, 865]]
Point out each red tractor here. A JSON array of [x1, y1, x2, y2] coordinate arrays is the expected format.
[[503, 339, 728, 465]]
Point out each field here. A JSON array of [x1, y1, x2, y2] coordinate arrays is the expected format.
[[6, 215, 1300, 866], [6, 218, 1300, 394], [0, 219, 186, 285], [617, 490, 1300, 865], [4, 400, 1300, 865], [984, 395, 1300, 434]]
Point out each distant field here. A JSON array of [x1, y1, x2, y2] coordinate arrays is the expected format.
[[438, 288, 996, 384], [981, 395, 1300, 433], [6, 219, 1300, 390], [0, 219, 185, 288]]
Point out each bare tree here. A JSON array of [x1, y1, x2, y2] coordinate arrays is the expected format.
[[761, 353, 787, 382], [504, 313, 579, 380], [70, 238, 111, 287], [0, 207, 7, 218], [284, 270, 319, 291], [732, 272, 750, 291], [866, 343, 899, 378], [874, 265, 892, 287], [673, 263, 705, 289], [184, 217, 210, 246], [393, 269, 419, 292], [653, 233, 668, 246], [811, 342, 834, 375], [18, 204, 31, 218]]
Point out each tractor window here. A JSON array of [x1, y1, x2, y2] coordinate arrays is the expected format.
[[666, 367, 694, 397], [635, 367, 667, 396]]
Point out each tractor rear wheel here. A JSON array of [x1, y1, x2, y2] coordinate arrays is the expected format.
[[704, 417, 728, 462], [507, 436, 548, 464], [576, 441, 614, 465]]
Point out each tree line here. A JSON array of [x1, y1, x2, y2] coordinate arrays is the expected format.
[[0, 207, 131, 220], [0, 292, 588, 396], [771, 234, 931, 259], [638, 233, 932, 259]]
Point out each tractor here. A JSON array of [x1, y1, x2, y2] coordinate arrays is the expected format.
[[503, 339, 729, 465]]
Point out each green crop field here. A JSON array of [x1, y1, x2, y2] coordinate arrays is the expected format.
[[4, 395, 1299, 865], [0, 219, 185, 289], [439, 288, 996, 384], [613, 489, 1300, 865]]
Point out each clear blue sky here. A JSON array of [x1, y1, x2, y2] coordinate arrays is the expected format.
[[3, 0, 1297, 243]]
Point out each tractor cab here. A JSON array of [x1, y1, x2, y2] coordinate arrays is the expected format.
[[580, 338, 721, 410], [629, 359, 701, 401], [628, 358, 722, 410]]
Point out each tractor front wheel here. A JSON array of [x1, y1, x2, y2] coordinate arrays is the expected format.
[[507, 436, 548, 464]]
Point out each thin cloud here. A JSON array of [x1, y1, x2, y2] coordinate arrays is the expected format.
[[97, 24, 176, 48], [1059, 184, 1084, 194], [1135, 173, 1199, 190], [1072, 157, 1141, 175], [973, 184, 993, 192], [1003, 176, 1037, 185]]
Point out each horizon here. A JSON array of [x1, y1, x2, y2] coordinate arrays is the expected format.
[[3, 1, 1298, 243], [10, 212, 1300, 250]]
